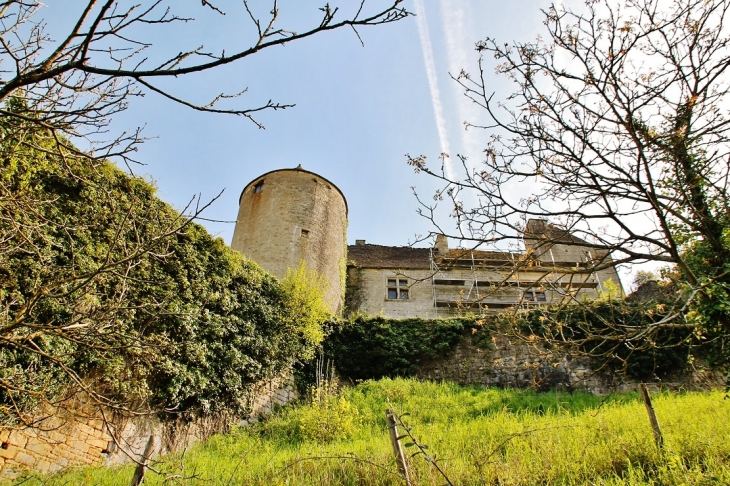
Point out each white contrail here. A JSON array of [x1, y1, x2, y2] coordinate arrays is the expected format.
[[413, 0, 455, 180], [437, 0, 483, 165]]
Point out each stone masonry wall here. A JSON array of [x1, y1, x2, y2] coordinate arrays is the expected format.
[[347, 267, 439, 318], [415, 334, 723, 394], [231, 168, 348, 314], [0, 406, 109, 480], [242, 371, 299, 424], [0, 372, 299, 480]]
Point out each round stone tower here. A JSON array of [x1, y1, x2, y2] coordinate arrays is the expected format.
[[231, 166, 348, 314]]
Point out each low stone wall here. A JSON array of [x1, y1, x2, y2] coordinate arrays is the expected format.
[[0, 371, 299, 480], [415, 334, 722, 394], [3, 337, 720, 479], [0, 403, 112, 480], [244, 371, 299, 423]]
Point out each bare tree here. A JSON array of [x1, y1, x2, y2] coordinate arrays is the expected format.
[[409, 0, 730, 366], [0, 0, 409, 162], [0, 0, 411, 428]]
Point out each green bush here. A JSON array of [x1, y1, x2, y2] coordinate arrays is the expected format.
[[323, 299, 708, 385], [321, 316, 476, 382], [296, 394, 360, 443], [506, 300, 702, 380], [260, 384, 360, 444], [281, 263, 332, 361], [0, 114, 326, 422]]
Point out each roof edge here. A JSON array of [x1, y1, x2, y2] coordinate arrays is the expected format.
[[238, 167, 348, 215]]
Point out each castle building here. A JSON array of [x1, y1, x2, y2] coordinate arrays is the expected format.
[[345, 222, 622, 318], [232, 167, 622, 318], [231, 166, 348, 314]]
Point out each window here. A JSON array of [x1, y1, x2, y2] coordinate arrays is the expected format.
[[524, 291, 547, 302], [301, 229, 310, 238], [253, 181, 264, 194], [433, 279, 466, 286], [387, 278, 409, 300]]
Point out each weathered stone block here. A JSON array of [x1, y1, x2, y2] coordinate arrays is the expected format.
[[87, 437, 110, 450], [0, 445, 18, 460], [75, 423, 97, 437], [48, 431, 67, 444], [25, 441, 53, 457], [87, 419, 104, 430], [7, 432, 27, 449], [13, 451, 37, 467], [35, 459, 53, 472], [64, 439, 90, 455]]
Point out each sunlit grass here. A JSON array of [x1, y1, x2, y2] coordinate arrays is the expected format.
[[16, 379, 730, 485]]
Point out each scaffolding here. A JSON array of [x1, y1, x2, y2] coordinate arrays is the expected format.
[[429, 247, 599, 316], [431, 249, 510, 316]]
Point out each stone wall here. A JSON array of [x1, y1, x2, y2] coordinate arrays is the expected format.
[[0, 407, 107, 479], [347, 267, 438, 318], [231, 167, 348, 314], [0, 372, 299, 480], [415, 334, 723, 394], [243, 371, 299, 424]]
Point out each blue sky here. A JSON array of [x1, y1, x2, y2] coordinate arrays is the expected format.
[[46, 1, 552, 247]]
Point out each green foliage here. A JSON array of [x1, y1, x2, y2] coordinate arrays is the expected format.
[[263, 389, 360, 444], [339, 221, 348, 310], [280, 262, 331, 360], [679, 236, 730, 367], [506, 299, 701, 380], [0, 114, 323, 422], [31, 379, 730, 485], [143, 232, 310, 416], [296, 395, 359, 443], [322, 300, 699, 384], [322, 316, 476, 382], [597, 278, 623, 301]]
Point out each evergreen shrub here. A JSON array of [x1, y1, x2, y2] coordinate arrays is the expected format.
[[322, 316, 480, 382], [0, 118, 328, 423]]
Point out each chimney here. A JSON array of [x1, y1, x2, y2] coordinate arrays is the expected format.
[[355, 239, 366, 246], [434, 234, 448, 253]]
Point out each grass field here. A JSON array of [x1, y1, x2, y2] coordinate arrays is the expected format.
[[14, 379, 730, 485]]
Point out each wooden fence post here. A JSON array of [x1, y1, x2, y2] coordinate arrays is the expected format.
[[386, 409, 412, 486], [639, 383, 664, 449], [130, 435, 156, 486]]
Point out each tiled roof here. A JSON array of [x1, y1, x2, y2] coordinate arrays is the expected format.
[[347, 244, 431, 269], [349, 218, 586, 270], [347, 244, 528, 269]]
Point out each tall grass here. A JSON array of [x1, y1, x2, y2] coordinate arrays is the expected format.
[[16, 379, 730, 485]]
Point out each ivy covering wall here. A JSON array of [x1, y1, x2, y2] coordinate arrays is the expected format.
[[322, 298, 709, 384], [0, 115, 327, 424], [322, 317, 478, 382]]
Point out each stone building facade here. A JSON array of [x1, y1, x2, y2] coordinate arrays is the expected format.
[[345, 221, 622, 318]]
